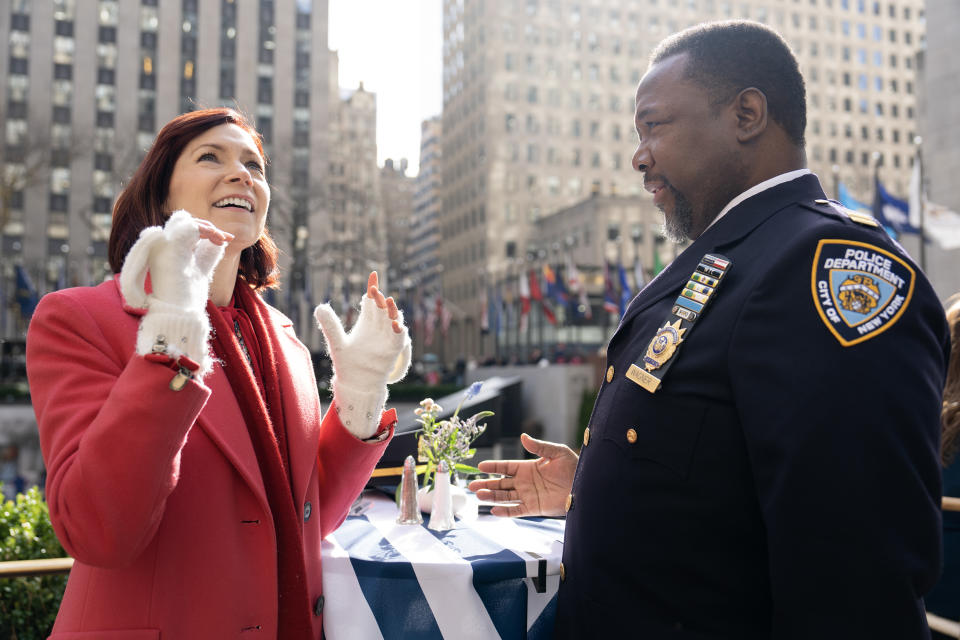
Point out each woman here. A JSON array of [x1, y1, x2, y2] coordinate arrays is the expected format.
[[26, 108, 410, 638], [927, 295, 960, 635], [941, 296, 960, 469]]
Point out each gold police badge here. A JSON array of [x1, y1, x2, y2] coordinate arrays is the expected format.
[[643, 319, 686, 371]]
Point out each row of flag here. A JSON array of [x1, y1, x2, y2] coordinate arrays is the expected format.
[[12, 265, 38, 320], [474, 254, 667, 335], [18, 157, 955, 336], [3, 262, 72, 327], [838, 155, 960, 249], [317, 278, 453, 346]]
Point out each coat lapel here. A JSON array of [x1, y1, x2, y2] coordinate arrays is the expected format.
[[259, 305, 323, 508], [197, 368, 270, 508], [618, 240, 705, 328], [115, 279, 269, 509]]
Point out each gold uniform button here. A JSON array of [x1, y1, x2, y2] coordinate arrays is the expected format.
[[583, 427, 590, 446], [814, 198, 829, 205], [559, 562, 566, 582], [606, 365, 614, 383], [626, 428, 638, 444], [565, 493, 573, 512]]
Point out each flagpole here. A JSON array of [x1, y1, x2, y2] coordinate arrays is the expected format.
[[527, 264, 534, 361], [915, 136, 927, 272], [873, 151, 880, 186], [495, 273, 501, 363], [537, 251, 545, 358], [872, 151, 882, 236], [511, 261, 519, 362]]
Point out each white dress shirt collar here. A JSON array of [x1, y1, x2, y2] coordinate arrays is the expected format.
[[705, 168, 812, 232]]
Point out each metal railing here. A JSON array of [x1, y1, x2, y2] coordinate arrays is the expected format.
[[0, 499, 959, 637], [0, 556, 73, 578], [927, 497, 960, 637], [928, 611, 960, 638]]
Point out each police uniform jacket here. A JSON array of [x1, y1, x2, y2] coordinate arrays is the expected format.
[[555, 173, 949, 638]]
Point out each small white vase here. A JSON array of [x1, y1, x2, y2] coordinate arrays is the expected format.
[[418, 480, 478, 522]]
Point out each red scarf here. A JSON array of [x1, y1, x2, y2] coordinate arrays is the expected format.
[[208, 280, 312, 638]]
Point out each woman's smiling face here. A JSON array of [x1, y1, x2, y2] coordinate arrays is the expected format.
[[164, 123, 270, 252]]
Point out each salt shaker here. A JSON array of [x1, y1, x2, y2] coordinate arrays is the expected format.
[[396, 455, 423, 525], [427, 460, 456, 531]]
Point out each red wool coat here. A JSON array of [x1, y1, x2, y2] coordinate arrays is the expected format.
[[26, 279, 393, 639]]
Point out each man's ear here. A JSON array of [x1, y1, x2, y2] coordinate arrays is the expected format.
[[734, 87, 767, 143]]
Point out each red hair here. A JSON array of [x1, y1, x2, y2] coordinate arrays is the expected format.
[[942, 296, 960, 466], [108, 108, 279, 290]]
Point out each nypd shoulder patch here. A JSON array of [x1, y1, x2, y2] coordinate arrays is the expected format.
[[811, 239, 915, 346]]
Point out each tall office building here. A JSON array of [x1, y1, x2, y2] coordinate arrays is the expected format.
[[920, 0, 959, 213], [410, 120, 443, 290], [323, 68, 386, 320], [406, 117, 444, 356], [0, 0, 331, 336], [913, 0, 960, 300], [380, 156, 415, 297], [440, 0, 926, 359]]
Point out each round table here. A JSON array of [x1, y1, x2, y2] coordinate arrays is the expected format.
[[322, 491, 566, 640]]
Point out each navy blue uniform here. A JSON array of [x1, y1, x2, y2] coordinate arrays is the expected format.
[[555, 174, 949, 638]]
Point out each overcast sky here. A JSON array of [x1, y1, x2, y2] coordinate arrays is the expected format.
[[328, 0, 443, 176]]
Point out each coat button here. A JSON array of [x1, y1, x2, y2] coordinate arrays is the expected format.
[[583, 427, 590, 446], [626, 428, 638, 444], [559, 562, 566, 582], [814, 198, 829, 205], [303, 501, 312, 522], [606, 365, 614, 383], [565, 493, 574, 512], [314, 594, 325, 616], [169, 371, 190, 391]]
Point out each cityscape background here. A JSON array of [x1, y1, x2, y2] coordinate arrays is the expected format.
[[1, 0, 958, 369]]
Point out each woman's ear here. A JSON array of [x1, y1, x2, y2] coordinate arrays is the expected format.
[[734, 87, 768, 143]]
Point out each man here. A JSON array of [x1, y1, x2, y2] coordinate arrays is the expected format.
[[470, 21, 950, 638]]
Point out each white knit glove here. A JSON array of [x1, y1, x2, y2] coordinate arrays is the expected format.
[[120, 210, 224, 377], [315, 295, 412, 439]]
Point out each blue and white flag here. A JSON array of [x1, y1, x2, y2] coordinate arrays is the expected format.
[[14, 265, 38, 320], [838, 181, 871, 214], [873, 178, 920, 238], [617, 261, 632, 316], [909, 154, 960, 250]]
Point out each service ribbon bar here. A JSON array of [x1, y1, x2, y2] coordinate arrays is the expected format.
[[627, 253, 732, 393]]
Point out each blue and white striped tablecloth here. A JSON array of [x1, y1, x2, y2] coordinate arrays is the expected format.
[[321, 492, 566, 640]]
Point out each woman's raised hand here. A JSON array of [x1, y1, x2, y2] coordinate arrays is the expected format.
[[366, 271, 403, 335], [314, 271, 412, 439], [120, 210, 230, 312], [119, 210, 231, 375]]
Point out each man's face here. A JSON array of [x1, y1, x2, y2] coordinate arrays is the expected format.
[[632, 53, 745, 241]]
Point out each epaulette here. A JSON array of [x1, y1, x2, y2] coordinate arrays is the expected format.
[[800, 198, 880, 228]]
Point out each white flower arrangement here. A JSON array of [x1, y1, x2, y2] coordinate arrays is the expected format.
[[415, 381, 493, 492]]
